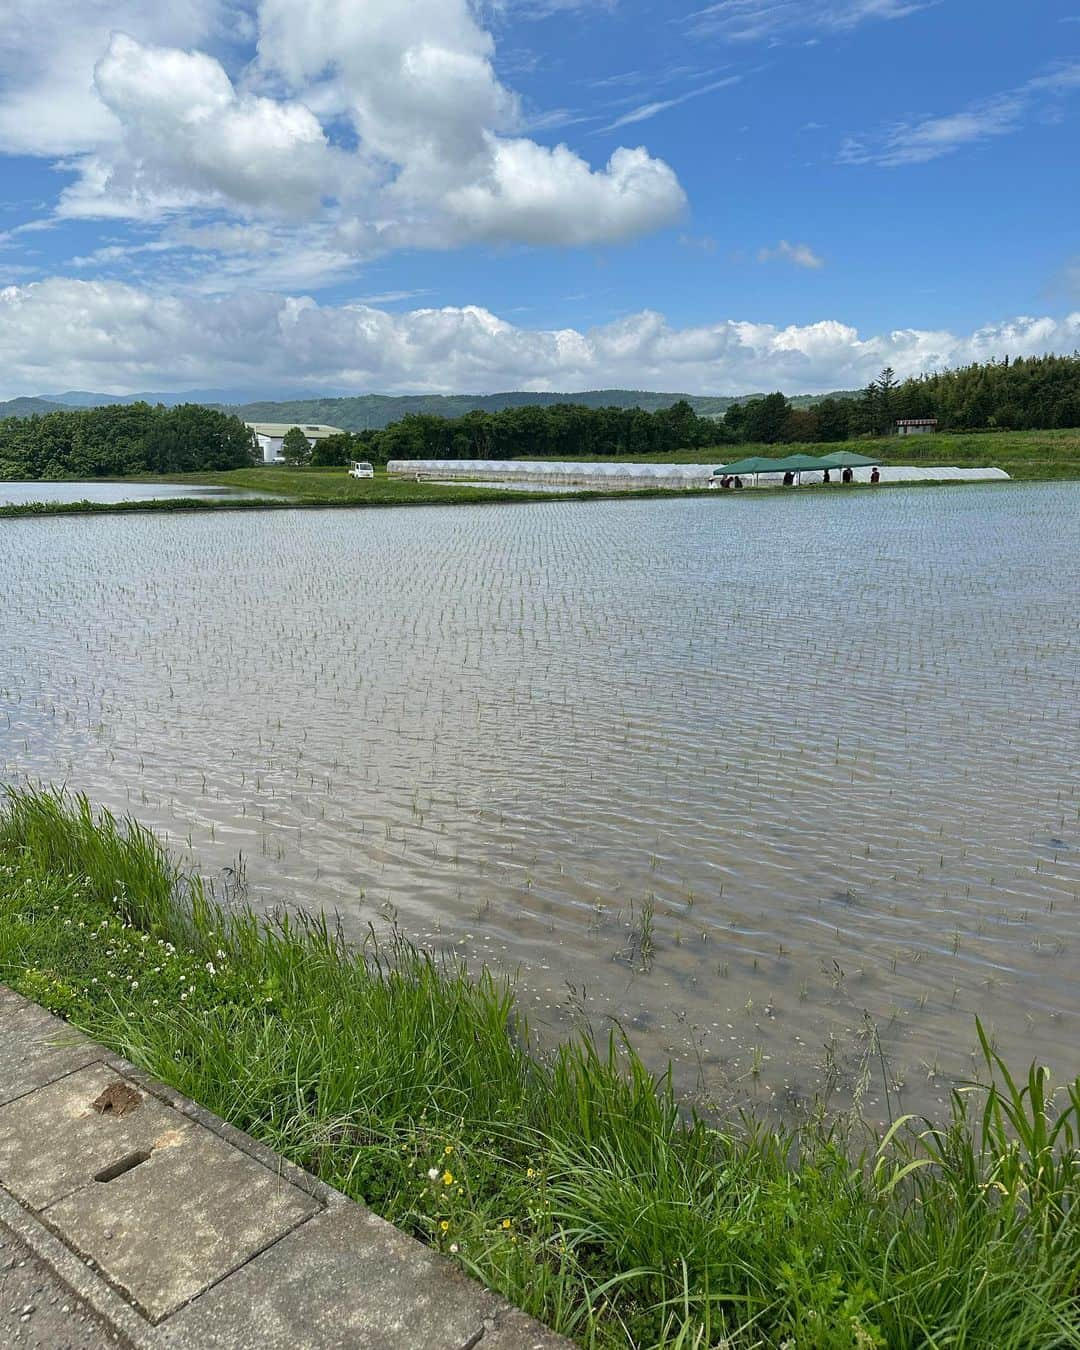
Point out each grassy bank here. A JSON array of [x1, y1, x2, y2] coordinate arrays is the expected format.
[[0, 789, 1077, 1348], [515, 427, 1080, 481], [0, 475, 602, 519]]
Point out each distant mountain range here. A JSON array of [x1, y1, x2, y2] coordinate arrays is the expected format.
[[34, 388, 272, 409], [0, 387, 861, 429]]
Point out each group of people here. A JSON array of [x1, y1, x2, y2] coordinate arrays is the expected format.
[[780, 467, 881, 487], [710, 465, 882, 490]]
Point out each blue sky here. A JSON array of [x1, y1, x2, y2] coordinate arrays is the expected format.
[[0, 0, 1077, 398]]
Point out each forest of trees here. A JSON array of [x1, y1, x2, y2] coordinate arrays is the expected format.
[[721, 353, 1080, 445], [348, 399, 731, 463], [0, 403, 257, 479]]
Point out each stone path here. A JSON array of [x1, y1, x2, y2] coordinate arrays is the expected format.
[[0, 986, 570, 1350]]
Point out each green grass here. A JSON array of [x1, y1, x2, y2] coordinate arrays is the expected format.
[[1, 787, 1077, 1349], [512, 428, 1080, 480], [1, 427, 1074, 519]]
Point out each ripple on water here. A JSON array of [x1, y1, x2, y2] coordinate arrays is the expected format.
[[1, 483, 1078, 1121]]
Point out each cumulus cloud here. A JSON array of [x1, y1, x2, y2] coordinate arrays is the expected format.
[[255, 0, 685, 242], [1, 0, 685, 252], [443, 141, 685, 245], [59, 34, 352, 220], [757, 240, 824, 269], [2, 277, 1078, 400], [0, 0, 240, 156]]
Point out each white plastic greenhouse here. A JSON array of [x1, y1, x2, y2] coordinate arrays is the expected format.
[[387, 460, 1010, 489], [388, 461, 720, 488]]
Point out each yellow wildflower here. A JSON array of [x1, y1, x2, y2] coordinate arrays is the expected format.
[[440, 1221, 450, 1232], [442, 1171, 454, 1186], [502, 1218, 512, 1230]]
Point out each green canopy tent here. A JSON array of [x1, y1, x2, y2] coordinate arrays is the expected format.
[[769, 454, 830, 472], [816, 451, 879, 469], [715, 455, 785, 476], [767, 453, 834, 486]]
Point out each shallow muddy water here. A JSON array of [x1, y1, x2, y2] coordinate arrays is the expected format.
[[2, 483, 1078, 1120], [0, 481, 272, 506]]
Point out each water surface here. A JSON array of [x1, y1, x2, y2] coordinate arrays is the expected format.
[[2, 483, 1077, 1120], [0, 481, 272, 506]]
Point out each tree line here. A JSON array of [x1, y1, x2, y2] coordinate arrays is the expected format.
[[0, 403, 257, 479], [722, 353, 1080, 444], [310, 353, 1080, 461], [2, 352, 1077, 478], [305, 401, 735, 466]]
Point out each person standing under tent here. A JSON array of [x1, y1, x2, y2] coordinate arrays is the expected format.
[[870, 467, 881, 485], [842, 466, 853, 484]]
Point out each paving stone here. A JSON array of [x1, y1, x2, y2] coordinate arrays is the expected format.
[[0, 989, 100, 1108], [161, 1202, 502, 1349], [0, 1064, 195, 1211], [44, 1121, 320, 1323], [476, 1305, 575, 1350], [0, 1220, 121, 1350], [0, 991, 569, 1348]]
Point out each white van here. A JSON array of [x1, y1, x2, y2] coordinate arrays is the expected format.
[[348, 461, 375, 479]]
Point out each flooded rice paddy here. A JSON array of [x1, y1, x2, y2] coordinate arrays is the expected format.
[[0, 481, 272, 507], [1, 482, 1078, 1120]]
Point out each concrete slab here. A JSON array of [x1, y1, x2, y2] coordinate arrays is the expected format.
[[0, 1064, 196, 1211], [0, 1219, 123, 1350], [475, 1305, 575, 1350], [0, 988, 100, 1108], [160, 1201, 557, 1350], [0, 990, 573, 1348], [44, 1120, 320, 1323]]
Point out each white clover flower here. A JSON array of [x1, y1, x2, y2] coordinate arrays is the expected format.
[[427, 1168, 440, 1181]]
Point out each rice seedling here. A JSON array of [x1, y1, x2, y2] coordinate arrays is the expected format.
[[0, 483, 1077, 1120]]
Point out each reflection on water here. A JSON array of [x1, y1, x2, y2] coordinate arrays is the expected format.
[[0, 481, 273, 506], [2, 484, 1078, 1120]]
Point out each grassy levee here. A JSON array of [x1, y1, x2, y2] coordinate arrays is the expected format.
[[1, 788, 1078, 1349], [1, 428, 1075, 519], [514, 428, 1080, 480]]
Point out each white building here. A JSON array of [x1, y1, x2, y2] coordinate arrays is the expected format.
[[246, 422, 346, 464]]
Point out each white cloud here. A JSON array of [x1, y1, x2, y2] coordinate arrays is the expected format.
[[1, 0, 684, 253], [687, 0, 934, 42], [841, 62, 1080, 166], [2, 277, 1078, 400], [443, 140, 685, 245], [58, 34, 352, 220], [599, 75, 741, 131], [0, 0, 242, 156], [757, 240, 824, 269]]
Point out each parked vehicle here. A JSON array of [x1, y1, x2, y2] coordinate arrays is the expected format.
[[348, 461, 375, 479]]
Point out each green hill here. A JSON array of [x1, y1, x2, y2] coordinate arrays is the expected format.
[[0, 397, 81, 418], [1, 387, 866, 429], [226, 390, 741, 429]]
